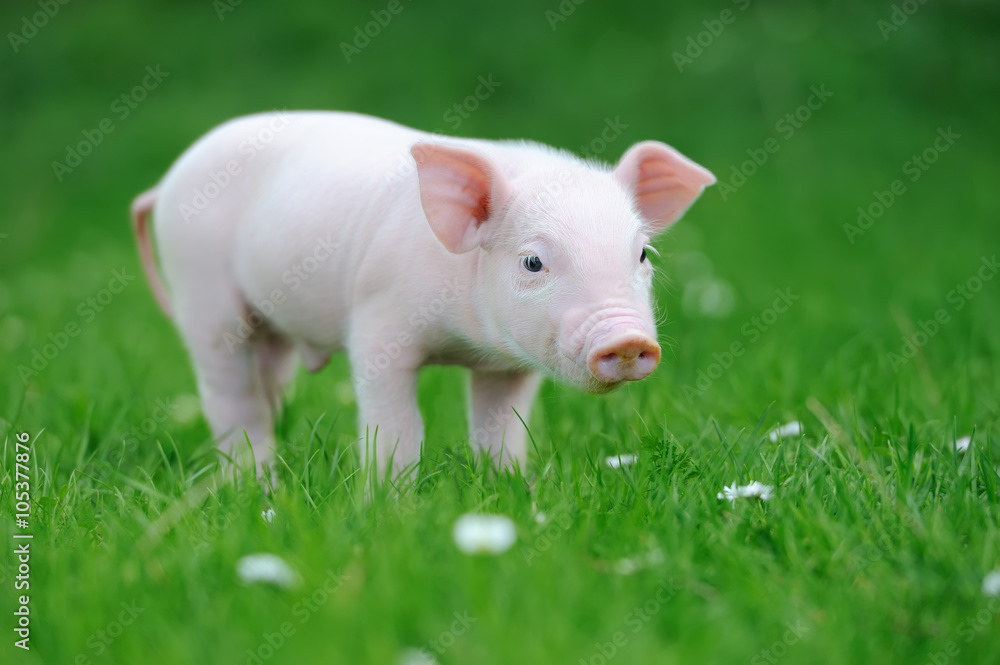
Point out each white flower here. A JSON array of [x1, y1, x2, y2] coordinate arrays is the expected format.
[[614, 558, 639, 575], [452, 514, 517, 555], [983, 570, 1000, 597], [399, 648, 439, 665], [530, 501, 547, 524], [613, 548, 664, 576], [261, 508, 276, 523], [717, 481, 775, 507], [768, 421, 803, 442], [605, 454, 637, 469], [955, 436, 972, 453], [236, 553, 300, 588]]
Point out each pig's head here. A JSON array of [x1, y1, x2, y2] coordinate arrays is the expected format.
[[411, 140, 715, 393]]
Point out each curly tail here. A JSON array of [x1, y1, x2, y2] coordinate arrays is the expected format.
[[130, 187, 173, 318]]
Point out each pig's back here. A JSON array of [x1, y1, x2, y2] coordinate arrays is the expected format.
[[154, 111, 436, 349]]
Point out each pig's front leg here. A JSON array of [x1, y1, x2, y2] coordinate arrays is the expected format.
[[349, 334, 425, 479], [469, 370, 543, 470]]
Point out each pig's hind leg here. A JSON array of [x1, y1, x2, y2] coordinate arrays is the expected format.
[[173, 288, 278, 478], [253, 325, 298, 418]]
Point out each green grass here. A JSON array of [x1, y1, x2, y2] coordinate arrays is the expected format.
[[2, 0, 1000, 663]]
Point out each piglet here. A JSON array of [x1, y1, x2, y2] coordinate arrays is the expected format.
[[131, 111, 714, 477]]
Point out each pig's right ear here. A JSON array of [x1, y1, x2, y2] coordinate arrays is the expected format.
[[411, 143, 507, 254], [613, 141, 716, 233]]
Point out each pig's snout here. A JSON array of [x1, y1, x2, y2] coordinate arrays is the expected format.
[[585, 321, 660, 384]]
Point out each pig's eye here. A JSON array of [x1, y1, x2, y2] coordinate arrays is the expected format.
[[640, 247, 648, 263], [522, 256, 544, 273]]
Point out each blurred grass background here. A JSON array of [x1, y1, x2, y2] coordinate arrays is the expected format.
[[1, 0, 999, 663]]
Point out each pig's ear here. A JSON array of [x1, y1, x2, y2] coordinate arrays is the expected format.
[[411, 142, 508, 254], [613, 141, 715, 233]]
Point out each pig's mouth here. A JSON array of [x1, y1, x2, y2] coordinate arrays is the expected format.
[[583, 377, 625, 395]]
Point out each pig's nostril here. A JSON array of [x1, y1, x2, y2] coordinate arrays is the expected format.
[[588, 336, 660, 384]]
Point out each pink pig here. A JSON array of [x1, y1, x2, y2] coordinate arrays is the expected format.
[[131, 111, 714, 477]]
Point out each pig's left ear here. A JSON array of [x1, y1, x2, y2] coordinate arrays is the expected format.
[[411, 142, 509, 254], [613, 141, 716, 233]]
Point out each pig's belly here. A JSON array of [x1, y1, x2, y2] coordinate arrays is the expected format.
[[233, 219, 357, 355], [240, 270, 351, 351]]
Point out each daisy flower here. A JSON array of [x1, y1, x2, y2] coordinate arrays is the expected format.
[[768, 421, 802, 442], [605, 454, 637, 469], [452, 514, 517, 555], [236, 553, 300, 588], [983, 570, 1000, 597], [614, 548, 664, 576], [717, 481, 775, 507]]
